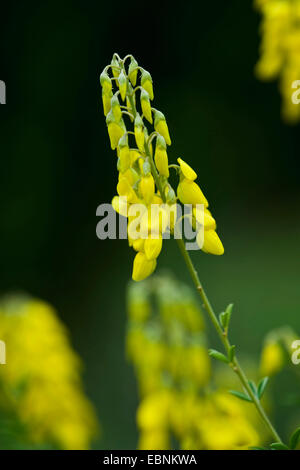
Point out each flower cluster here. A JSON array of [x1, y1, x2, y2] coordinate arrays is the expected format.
[[0, 295, 99, 449], [255, 0, 300, 122], [126, 275, 262, 450], [100, 54, 224, 282]]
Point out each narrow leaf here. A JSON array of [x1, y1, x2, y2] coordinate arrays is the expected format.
[[289, 427, 300, 450], [229, 390, 252, 402], [208, 349, 229, 364], [229, 345, 236, 362], [270, 443, 289, 450], [257, 377, 269, 399], [248, 380, 258, 397]]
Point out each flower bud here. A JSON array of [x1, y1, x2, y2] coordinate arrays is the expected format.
[[197, 229, 224, 255], [111, 54, 120, 78], [132, 252, 157, 282], [102, 89, 112, 116], [154, 148, 169, 177], [128, 57, 139, 86], [165, 187, 176, 204], [134, 113, 145, 152], [139, 174, 155, 204], [154, 111, 171, 145], [118, 70, 127, 101], [118, 135, 131, 173], [106, 110, 125, 150], [111, 94, 122, 121], [140, 89, 153, 123], [141, 69, 154, 100], [100, 70, 112, 94], [177, 158, 197, 181], [144, 237, 163, 260], [142, 161, 151, 176], [177, 179, 208, 206]]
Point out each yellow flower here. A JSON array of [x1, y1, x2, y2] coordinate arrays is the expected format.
[[154, 148, 169, 177], [154, 111, 171, 145], [134, 114, 145, 152], [102, 89, 112, 116], [0, 296, 99, 449], [106, 110, 125, 149], [260, 341, 285, 376], [193, 207, 216, 230], [141, 69, 154, 100], [141, 89, 153, 123], [144, 237, 163, 260], [177, 158, 197, 181], [177, 179, 208, 206], [139, 174, 155, 205], [128, 57, 138, 86], [197, 229, 224, 255], [132, 252, 157, 281]]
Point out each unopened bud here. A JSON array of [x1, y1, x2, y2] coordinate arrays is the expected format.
[[128, 57, 139, 86], [154, 110, 171, 145], [141, 69, 154, 100]]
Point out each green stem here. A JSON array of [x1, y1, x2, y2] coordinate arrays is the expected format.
[[122, 63, 282, 444], [176, 237, 283, 444]]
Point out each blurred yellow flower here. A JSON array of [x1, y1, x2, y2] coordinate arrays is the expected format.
[[0, 295, 99, 449]]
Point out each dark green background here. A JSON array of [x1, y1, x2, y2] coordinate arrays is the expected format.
[[1, 0, 300, 448]]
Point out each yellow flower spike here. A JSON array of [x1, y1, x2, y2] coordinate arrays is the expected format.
[[177, 179, 208, 206], [134, 113, 145, 152], [133, 238, 145, 252], [177, 158, 197, 181], [144, 237, 163, 260], [118, 70, 127, 101], [102, 89, 112, 116], [154, 110, 171, 145], [198, 229, 224, 255], [111, 94, 122, 121], [106, 110, 125, 150], [141, 69, 154, 100], [128, 57, 139, 86], [193, 207, 216, 230], [100, 70, 112, 94], [112, 195, 129, 217], [140, 89, 153, 124], [132, 252, 157, 281], [139, 174, 155, 205]]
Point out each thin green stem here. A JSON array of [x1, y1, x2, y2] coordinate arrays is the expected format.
[[123, 67, 282, 445], [176, 237, 283, 444]]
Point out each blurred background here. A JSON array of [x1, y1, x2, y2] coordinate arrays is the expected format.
[[0, 0, 300, 449]]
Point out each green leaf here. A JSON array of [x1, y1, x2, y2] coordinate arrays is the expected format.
[[257, 377, 269, 399], [219, 303, 234, 330], [229, 390, 252, 402], [249, 446, 268, 450], [248, 380, 258, 397], [208, 349, 229, 364], [228, 345, 236, 362], [270, 443, 289, 450], [289, 427, 300, 450]]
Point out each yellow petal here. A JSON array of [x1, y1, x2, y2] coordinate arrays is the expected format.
[[154, 148, 169, 177], [198, 230, 224, 255], [144, 237, 162, 260], [177, 158, 197, 181], [132, 252, 157, 281], [177, 179, 208, 206]]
